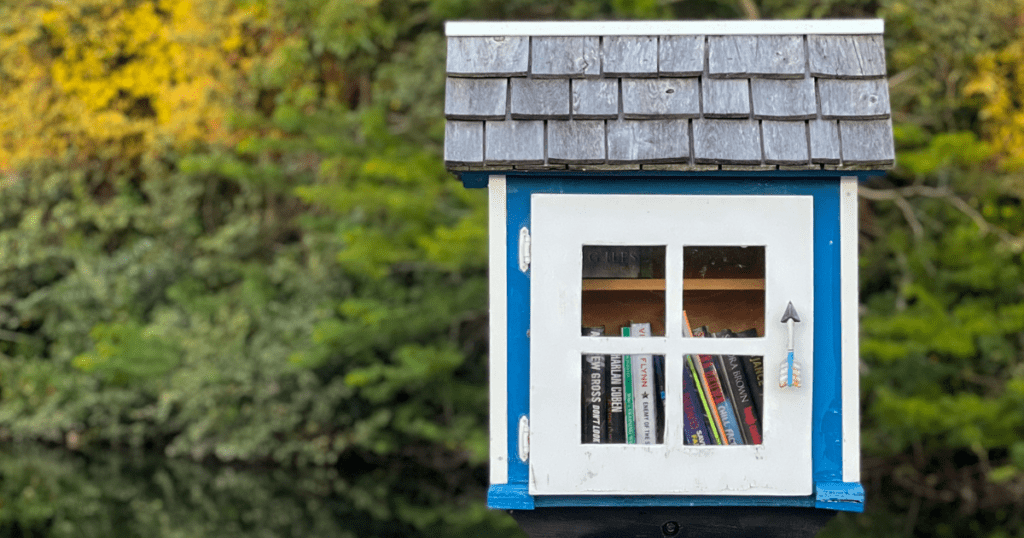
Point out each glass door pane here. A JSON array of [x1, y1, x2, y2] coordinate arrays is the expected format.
[[683, 246, 765, 337], [582, 246, 666, 336]]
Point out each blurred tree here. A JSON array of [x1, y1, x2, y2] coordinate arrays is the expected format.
[[1, 0, 1024, 537]]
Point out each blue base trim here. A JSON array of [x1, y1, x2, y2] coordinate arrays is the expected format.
[[815, 482, 865, 513], [489, 484, 863, 511], [488, 484, 535, 510]]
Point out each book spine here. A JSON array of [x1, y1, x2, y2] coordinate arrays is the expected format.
[[721, 354, 762, 444], [621, 326, 636, 444], [742, 355, 765, 421], [581, 353, 608, 443], [607, 354, 626, 443], [683, 359, 713, 445], [629, 323, 657, 445], [716, 354, 752, 444], [699, 353, 744, 445], [654, 354, 665, 444], [687, 354, 723, 445], [685, 320, 728, 444]]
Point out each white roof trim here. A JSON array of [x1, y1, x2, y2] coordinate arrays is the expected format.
[[446, 19, 884, 36]]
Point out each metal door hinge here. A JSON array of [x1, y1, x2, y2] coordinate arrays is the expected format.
[[518, 227, 530, 273], [517, 415, 530, 462]]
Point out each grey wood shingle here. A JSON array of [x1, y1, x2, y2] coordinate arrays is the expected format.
[[445, 78, 508, 120], [840, 119, 895, 164], [511, 78, 569, 119], [531, 37, 601, 78], [809, 35, 886, 78], [659, 35, 705, 76], [572, 79, 618, 119], [447, 37, 529, 77], [819, 79, 890, 119], [485, 120, 544, 163], [602, 36, 658, 76], [548, 120, 606, 163], [702, 78, 750, 118], [708, 36, 805, 78], [751, 77, 817, 119], [444, 26, 893, 171], [607, 119, 689, 163], [762, 120, 809, 164], [622, 78, 700, 118], [809, 119, 841, 163], [444, 121, 484, 164], [693, 119, 761, 164]]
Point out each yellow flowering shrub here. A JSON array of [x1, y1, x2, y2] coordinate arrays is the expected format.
[[0, 0, 262, 170], [967, 13, 1024, 171]]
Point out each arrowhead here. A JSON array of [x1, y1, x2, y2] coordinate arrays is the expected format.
[[780, 301, 801, 323]]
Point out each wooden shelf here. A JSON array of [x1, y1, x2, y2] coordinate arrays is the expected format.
[[582, 278, 765, 291]]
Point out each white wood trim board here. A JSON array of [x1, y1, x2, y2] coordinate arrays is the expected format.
[[488, 175, 508, 485], [447, 19, 884, 37]]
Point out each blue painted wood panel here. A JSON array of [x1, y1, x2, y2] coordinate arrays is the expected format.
[[491, 173, 860, 510]]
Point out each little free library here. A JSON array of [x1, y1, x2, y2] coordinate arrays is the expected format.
[[444, 19, 894, 538]]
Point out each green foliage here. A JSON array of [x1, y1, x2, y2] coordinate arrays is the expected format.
[[2, 0, 1024, 537]]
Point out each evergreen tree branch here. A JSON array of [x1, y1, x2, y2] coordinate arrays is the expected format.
[[859, 185, 1024, 252]]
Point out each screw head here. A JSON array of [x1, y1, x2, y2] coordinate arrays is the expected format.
[[662, 521, 680, 536]]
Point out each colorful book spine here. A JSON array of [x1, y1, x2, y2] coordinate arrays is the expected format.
[[684, 316, 728, 445], [687, 355, 723, 445], [698, 352, 744, 445], [682, 359, 713, 445], [630, 322, 658, 445], [621, 326, 636, 444]]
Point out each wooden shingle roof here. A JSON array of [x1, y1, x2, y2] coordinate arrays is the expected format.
[[443, 20, 895, 172]]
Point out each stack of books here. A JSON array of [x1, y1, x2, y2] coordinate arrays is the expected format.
[[580, 315, 764, 446]]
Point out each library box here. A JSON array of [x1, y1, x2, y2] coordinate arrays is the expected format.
[[444, 19, 894, 537]]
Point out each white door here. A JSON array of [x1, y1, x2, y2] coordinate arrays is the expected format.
[[529, 194, 814, 496]]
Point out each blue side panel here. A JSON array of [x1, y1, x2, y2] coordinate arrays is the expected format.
[[810, 185, 844, 483], [494, 174, 855, 509], [506, 181, 531, 486]]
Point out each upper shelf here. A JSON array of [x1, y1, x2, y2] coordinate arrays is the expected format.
[[582, 278, 765, 291]]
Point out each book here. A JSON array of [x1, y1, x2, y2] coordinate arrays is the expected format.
[[582, 246, 641, 278], [732, 328, 763, 422], [621, 326, 637, 444], [743, 354, 765, 424], [654, 354, 665, 444], [581, 353, 607, 443], [693, 326, 744, 445], [581, 326, 607, 443], [683, 359, 714, 445], [683, 314, 727, 445], [607, 353, 626, 443], [716, 330, 762, 445], [629, 322, 658, 445]]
